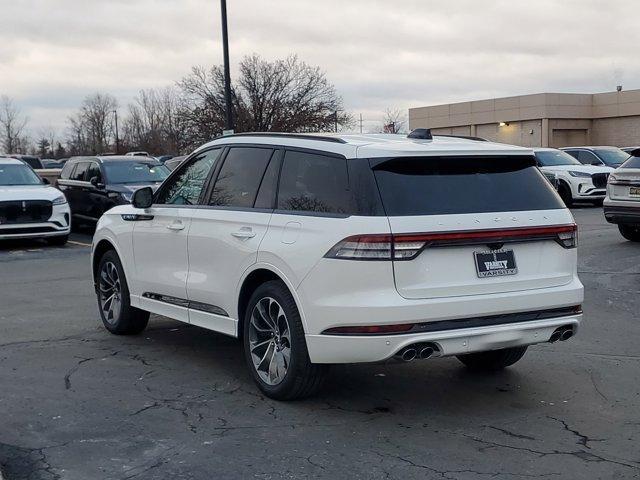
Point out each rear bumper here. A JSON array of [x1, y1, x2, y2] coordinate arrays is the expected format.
[[306, 314, 581, 363], [603, 205, 640, 225]]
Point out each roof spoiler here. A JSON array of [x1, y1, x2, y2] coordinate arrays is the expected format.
[[407, 128, 433, 140]]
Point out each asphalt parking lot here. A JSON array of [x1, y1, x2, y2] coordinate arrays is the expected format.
[[1, 208, 639, 480]]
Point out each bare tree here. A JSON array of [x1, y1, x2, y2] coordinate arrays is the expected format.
[[376, 107, 408, 134], [65, 93, 118, 155], [177, 54, 352, 149], [0, 96, 29, 153]]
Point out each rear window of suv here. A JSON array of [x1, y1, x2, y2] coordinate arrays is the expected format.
[[620, 156, 640, 169], [372, 155, 564, 216]]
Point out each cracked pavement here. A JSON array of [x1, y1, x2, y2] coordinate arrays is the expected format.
[[1, 209, 639, 480]]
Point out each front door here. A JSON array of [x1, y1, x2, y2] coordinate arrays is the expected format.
[[132, 149, 220, 322]]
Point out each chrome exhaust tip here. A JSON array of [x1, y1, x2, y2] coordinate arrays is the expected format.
[[400, 348, 417, 362], [559, 328, 574, 341], [549, 330, 562, 343], [419, 346, 435, 359]]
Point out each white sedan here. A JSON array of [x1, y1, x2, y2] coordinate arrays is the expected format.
[[533, 148, 614, 206], [0, 157, 70, 244]]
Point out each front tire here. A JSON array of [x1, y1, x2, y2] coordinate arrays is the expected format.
[[457, 346, 528, 371], [97, 250, 149, 335], [558, 182, 573, 207], [243, 280, 328, 400], [619, 224, 640, 242]]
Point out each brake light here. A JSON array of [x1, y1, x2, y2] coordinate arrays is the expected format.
[[324, 224, 578, 260]]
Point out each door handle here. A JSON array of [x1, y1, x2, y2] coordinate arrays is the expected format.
[[167, 222, 185, 231], [231, 229, 256, 239]]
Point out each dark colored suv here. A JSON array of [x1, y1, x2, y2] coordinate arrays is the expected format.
[[560, 146, 630, 168], [57, 156, 169, 225]]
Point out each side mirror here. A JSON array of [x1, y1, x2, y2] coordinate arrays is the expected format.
[[132, 186, 153, 209], [90, 176, 104, 188]]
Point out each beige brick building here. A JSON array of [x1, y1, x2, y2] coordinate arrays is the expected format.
[[409, 89, 640, 148]]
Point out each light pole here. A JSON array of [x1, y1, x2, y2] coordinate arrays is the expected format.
[[113, 110, 119, 154], [220, 0, 234, 134]]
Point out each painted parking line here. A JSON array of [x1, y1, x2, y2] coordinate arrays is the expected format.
[[68, 240, 92, 247]]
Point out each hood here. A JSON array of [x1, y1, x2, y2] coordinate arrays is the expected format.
[[0, 184, 65, 202], [542, 165, 614, 174]]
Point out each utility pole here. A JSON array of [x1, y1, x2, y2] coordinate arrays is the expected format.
[[113, 110, 119, 154], [220, 0, 234, 134], [359, 113, 363, 133], [334, 110, 338, 133]]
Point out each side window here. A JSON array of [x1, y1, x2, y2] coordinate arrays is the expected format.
[[86, 162, 102, 183], [277, 151, 351, 214], [578, 151, 600, 165], [70, 162, 90, 181], [564, 150, 579, 160], [208, 147, 273, 208], [155, 149, 220, 205], [60, 162, 75, 180]]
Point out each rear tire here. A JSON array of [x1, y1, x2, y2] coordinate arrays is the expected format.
[[97, 250, 149, 335], [457, 346, 528, 371], [619, 224, 640, 242], [243, 280, 328, 400], [558, 183, 573, 207], [47, 234, 68, 246]]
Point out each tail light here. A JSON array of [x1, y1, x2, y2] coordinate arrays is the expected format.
[[325, 224, 578, 261]]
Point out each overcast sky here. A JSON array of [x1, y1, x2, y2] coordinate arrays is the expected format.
[[0, 0, 638, 136]]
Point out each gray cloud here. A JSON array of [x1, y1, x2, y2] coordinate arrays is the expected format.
[[1, 0, 638, 136]]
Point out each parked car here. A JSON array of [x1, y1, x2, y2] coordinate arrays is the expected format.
[[560, 146, 630, 168], [57, 156, 169, 226], [0, 157, 70, 244], [91, 132, 583, 400], [156, 155, 174, 163], [621, 146, 640, 154], [164, 155, 187, 171], [9, 154, 43, 170], [125, 151, 152, 158], [604, 148, 640, 241], [533, 148, 613, 206], [41, 159, 62, 169]]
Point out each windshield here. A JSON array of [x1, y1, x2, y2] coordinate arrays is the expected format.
[[103, 162, 169, 184], [0, 163, 43, 186], [594, 148, 630, 166], [535, 150, 581, 166], [372, 155, 563, 216]]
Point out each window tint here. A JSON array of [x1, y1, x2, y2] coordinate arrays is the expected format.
[[577, 151, 601, 165], [209, 147, 273, 208], [70, 162, 90, 181], [86, 162, 102, 183], [372, 156, 564, 216], [563, 150, 579, 160], [254, 152, 281, 209], [60, 162, 75, 179], [277, 151, 351, 214], [156, 149, 220, 205]]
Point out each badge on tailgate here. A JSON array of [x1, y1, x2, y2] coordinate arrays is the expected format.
[[474, 250, 518, 278]]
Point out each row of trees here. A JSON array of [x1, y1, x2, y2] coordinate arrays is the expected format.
[[2, 54, 407, 158]]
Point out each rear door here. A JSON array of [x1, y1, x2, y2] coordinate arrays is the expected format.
[[186, 146, 276, 335], [371, 155, 577, 300], [60, 161, 90, 220]]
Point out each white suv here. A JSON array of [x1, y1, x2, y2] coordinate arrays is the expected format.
[[91, 132, 584, 399], [604, 149, 640, 241], [533, 148, 613, 206]]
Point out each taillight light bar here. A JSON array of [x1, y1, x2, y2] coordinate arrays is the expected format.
[[325, 224, 578, 261]]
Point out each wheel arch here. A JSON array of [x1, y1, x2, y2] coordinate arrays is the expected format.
[[236, 264, 307, 339]]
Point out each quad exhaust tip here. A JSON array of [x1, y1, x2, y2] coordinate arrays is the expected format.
[[395, 343, 439, 362], [549, 326, 574, 343]]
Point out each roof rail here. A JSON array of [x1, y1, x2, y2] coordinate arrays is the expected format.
[[434, 134, 488, 142], [217, 132, 347, 144], [407, 128, 433, 140]]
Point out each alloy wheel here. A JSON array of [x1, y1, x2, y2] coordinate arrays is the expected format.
[[99, 261, 122, 324], [248, 297, 292, 385]]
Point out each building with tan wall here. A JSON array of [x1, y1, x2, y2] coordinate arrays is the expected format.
[[409, 89, 640, 148]]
